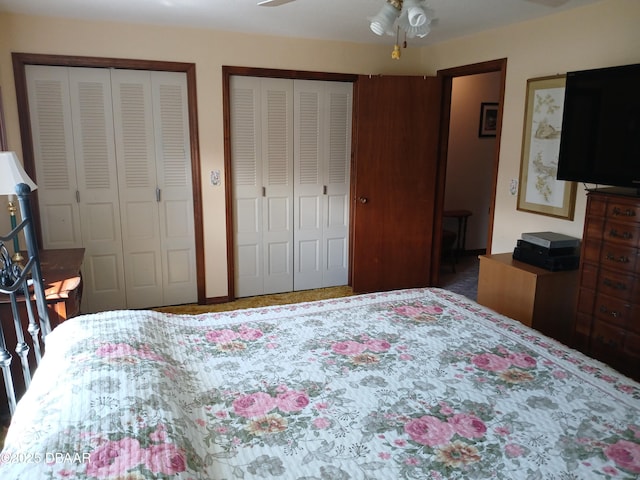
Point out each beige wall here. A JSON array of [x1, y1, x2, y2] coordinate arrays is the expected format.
[[0, 0, 638, 300], [423, 0, 640, 253], [0, 13, 419, 299]]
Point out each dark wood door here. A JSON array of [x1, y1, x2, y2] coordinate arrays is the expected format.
[[351, 75, 442, 293]]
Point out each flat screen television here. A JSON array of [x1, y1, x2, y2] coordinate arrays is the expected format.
[[556, 63, 640, 192]]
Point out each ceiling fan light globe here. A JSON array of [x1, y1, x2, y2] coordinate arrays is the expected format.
[[408, 7, 426, 27], [370, 21, 386, 35], [369, 3, 400, 36], [404, 23, 430, 38]]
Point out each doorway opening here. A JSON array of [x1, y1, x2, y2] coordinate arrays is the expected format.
[[436, 59, 507, 300]]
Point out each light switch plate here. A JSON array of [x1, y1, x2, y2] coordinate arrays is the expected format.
[[210, 169, 221, 186], [509, 178, 518, 196]]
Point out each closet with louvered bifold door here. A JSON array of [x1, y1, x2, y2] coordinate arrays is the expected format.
[[25, 66, 197, 313], [230, 76, 352, 298]]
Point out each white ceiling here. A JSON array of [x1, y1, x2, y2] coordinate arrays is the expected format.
[[0, 0, 603, 46]]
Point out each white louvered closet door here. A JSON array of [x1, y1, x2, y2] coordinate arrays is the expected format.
[[322, 81, 352, 287], [26, 66, 127, 312], [26, 66, 83, 248], [231, 75, 264, 297], [111, 70, 197, 309], [261, 78, 295, 295], [151, 72, 197, 307], [230, 76, 351, 297], [26, 66, 196, 312], [111, 69, 163, 309], [293, 80, 352, 290], [230, 76, 294, 297]]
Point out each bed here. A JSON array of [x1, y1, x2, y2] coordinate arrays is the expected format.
[[0, 287, 639, 479], [0, 183, 51, 417]]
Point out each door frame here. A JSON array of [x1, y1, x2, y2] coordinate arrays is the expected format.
[[11, 52, 206, 303], [432, 58, 507, 282], [222, 66, 357, 301]]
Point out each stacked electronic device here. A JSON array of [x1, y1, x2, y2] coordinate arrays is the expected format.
[[512, 231, 580, 271]]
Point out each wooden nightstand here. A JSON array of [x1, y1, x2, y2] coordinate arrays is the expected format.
[[0, 248, 85, 327], [477, 253, 578, 345], [37, 248, 85, 327]]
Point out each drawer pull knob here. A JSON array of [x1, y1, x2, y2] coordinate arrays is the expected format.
[[609, 229, 633, 240], [599, 305, 620, 318], [603, 278, 628, 290], [605, 253, 630, 264], [594, 335, 618, 348], [612, 207, 637, 217]]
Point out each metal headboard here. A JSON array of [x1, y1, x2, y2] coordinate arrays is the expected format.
[[0, 183, 50, 415]]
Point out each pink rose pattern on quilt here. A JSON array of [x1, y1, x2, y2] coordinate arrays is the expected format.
[[0, 289, 639, 479]]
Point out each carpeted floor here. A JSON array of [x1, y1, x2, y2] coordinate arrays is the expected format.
[[438, 253, 480, 301], [154, 285, 354, 314], [155, 255, 480, 316]]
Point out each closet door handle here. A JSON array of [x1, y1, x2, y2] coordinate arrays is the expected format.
[[76, 190, 80, 203], [156, 187, 161, 202], [359, 197, 368, 204]]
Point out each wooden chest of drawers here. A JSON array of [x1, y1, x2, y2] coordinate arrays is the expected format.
[[574, 189, 640, 381]]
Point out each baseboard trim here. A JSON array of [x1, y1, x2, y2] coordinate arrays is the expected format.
[[460, 248, 486, 257]]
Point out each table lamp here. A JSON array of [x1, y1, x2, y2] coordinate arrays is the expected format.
[[0, 151, 38, 264]]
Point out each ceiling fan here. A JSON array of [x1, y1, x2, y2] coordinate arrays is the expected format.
[[257, 0, 570, 58]]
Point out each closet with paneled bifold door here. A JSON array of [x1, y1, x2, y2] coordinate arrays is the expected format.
[[25, 65, 197, 313], [230, 76, 352, 297]]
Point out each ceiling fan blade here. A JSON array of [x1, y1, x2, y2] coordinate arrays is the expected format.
[[257, 0, 297, 6], [523, 0, 570, 6]]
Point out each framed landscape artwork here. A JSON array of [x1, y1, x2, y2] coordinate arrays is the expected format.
[[517, 75, 576, 220]]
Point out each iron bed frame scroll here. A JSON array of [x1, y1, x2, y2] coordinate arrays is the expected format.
[[0, 183, 51, 415]]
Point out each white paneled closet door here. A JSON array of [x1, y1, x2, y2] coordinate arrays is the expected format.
[[26, 66, 127, 312], [151, 72, 198, 307], [261, 78, 295, 295], [109, 69, 197, 309], [230, 76, 352, 297], [231, 76, 294, 298], [293, 80, 352, 290], [26, 65, 196, 312], [111, 69, 163, 309]]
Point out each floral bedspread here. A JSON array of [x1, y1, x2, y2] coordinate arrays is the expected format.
[[1, 288, 639, 479]]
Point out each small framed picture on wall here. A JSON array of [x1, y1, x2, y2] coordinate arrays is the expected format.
[[478, 102, 498, 137]]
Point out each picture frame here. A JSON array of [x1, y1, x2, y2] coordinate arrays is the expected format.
[[0, 87, 7, 150], [478, 102, 498, 137], [517, 75, 576, 220]]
